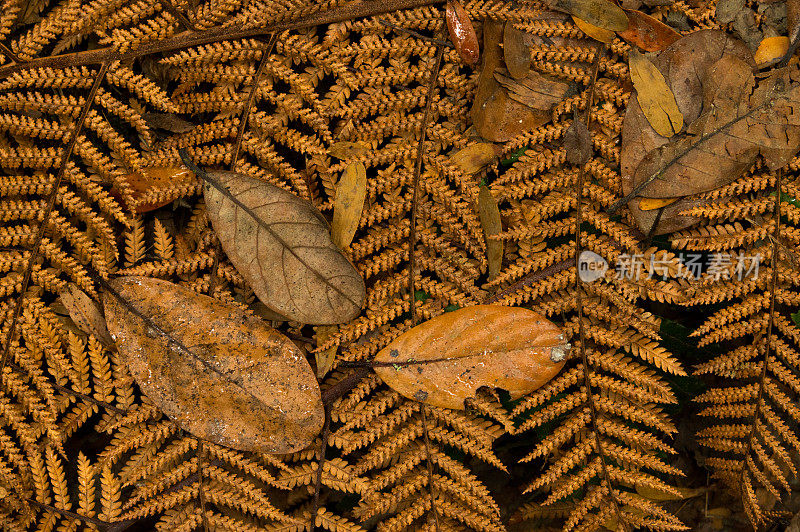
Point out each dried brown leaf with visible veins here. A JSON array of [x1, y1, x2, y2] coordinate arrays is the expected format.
[[196, 163, 365, 325], [332, 161, 367, 249], [619, 30, 754, 233], [103, 277, 324, 454], [374, 306, 568, 410], [617, 9, 680, 52], [60, 284, 113, 346], [564, 109, 592, 166], [450, 142, 499, 174], [635, 59, 800, 198]]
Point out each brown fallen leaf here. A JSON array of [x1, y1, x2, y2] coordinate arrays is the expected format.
[[564, 110, 592, 166], [314, 325, 338, 379], [446, 0, 479, 65], [103, 276, 324, 454], [634, 58, 800, 199], [619, 30, 755, 234], [59, 284, 114, 346], [450, 142, 499, 174], [494, 70, 570, 111], [549, 0, 629, 31], [617, 9, 680, 52], [572, 15, 615, 43], [503, 22, 531, 79], [115, 166, 195, 213], [478, 185, 503, 280], [628, 49, 683, 138], [373, 306, 568, 410], [197, 163, 366, 325], [472, 18, 504, 115], [331, 161, 367, 249], [142, 112, 195, 134]]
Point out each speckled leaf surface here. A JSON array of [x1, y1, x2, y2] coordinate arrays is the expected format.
[[203, 170, 365, 325], [103, 276, 324, 454], [374, 305, 569, 410]]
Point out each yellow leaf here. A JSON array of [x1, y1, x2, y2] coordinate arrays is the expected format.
[[638, 197, 678, 210], [572, 16, 615, 43], [332, 161, 367, 249], [314, 325, 339, 379], [451, 143, 499, 175], [374, 306, 568, 410], [754, 36, 789, 65], [552, 0, 629, 31], [328, 141, 369, 159], [629, 49, 683, 137]]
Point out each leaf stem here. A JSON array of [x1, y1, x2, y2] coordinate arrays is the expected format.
[[574, 42, 630, 532], [0, 0, 444, 78]]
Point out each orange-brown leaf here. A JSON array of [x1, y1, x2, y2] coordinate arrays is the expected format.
[[446, 0, 479, 65], [374, 306, 568, 409], [103, 277, 324, 454], [617, 10, 680, 52], [59, 284, 113, 346]]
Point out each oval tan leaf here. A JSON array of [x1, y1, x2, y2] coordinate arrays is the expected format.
[[451, 143, 499, 175], [332, 161, 367, 249], [478, 185, 503, 281], [551, 0, 629, 32], [60, 284, 114, 346], [374, 306, 569, 410], [503, 22, 531, 80], [103, 276, 324, 454], [629, 49, 683, 138], [202, 169, 365, 325]]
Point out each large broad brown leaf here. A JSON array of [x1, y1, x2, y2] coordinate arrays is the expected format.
[[202, 169, 365, 325], [103, 276, 324, 454], [620, 30, 754, 234], [374, 306, 569, 410], [634, 58, 800, 199]]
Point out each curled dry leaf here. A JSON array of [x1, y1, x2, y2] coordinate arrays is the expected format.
[[450, 142, 500, 174], [620, 30, 754, 234], [59, 284, 113, 346], [331, 161, 367, 249], [446, 0, 479, 65], [628, 49, 683, 138], [549, 0, 629, 31], [200, 165, 365, 325], [478, 185, 503, 280], [103, 277, 324, 454], [572, 15, 615, 43], [494, 70, 570, 110], [374, 306, 569, 410], [503, 22, 531, 79], [617, 9, 680, 52]]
